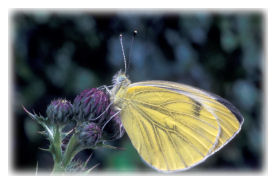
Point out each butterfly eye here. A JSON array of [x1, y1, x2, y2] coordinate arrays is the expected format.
[[118, 76, 125, 83], [115, 75, 127, 84]]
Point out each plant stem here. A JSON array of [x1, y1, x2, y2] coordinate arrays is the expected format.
[[50, 125, 64, 173], [62, 134, 81, 167], [52, 162, 64, 173]]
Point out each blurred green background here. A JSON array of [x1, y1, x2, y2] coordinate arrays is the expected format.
[[11, 10, 264, 173]]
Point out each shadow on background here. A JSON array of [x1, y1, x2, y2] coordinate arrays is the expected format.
[[11, 10, 265, 174]]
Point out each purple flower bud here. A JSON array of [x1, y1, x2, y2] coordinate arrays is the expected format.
[[46, 99, 73, 125], [77, 122, 102, 146], [73, 88, 110, 123], [73, 88, 125, 141]]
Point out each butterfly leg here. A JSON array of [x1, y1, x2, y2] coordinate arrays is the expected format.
[[97, 85, 113, 95], [89, 102, 114, 122], [101, 110, 121, 131]]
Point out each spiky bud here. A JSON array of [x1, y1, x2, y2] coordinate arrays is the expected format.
[[73, 88, 110, 123], [73, 88, 125, 141], [77, 122, 102, 146], [46, 99, 73, 125]]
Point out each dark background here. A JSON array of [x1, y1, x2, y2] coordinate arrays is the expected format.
[[11, 10, 265, 173]]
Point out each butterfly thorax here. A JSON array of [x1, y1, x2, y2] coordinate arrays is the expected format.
[[110, 71, 131, 110]]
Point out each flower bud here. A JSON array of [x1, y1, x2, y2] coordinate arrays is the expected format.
[[73, 88, 125, 141], [46, 99, 73, 125], [77, 122, 102, 146], [73, 88, 110, 123]]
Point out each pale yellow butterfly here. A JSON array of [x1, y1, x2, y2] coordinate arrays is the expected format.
[[107, 32, 243, 172]]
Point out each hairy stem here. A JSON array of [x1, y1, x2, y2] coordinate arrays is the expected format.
[[50, 125, 64, 173], [62, 134, 81, 168]]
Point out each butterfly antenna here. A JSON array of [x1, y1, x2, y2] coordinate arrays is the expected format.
[[128, 30, 138, 72], [120, 33, 127, 74]]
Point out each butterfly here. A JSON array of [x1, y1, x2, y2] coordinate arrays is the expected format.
[[107, 32, 244, 172]]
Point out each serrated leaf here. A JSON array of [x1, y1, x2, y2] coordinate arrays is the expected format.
[[22, 105, 36, 120], [23, 105, 54, 140]]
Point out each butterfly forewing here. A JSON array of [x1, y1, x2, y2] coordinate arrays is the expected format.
[[132, 81, 243, 153]]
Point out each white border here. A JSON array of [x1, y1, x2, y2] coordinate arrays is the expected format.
[[2, 3, 273, 184]]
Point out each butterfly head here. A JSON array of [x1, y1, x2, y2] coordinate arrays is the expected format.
[[112, 70, 131, 88], [110, 70, 131, 107]]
